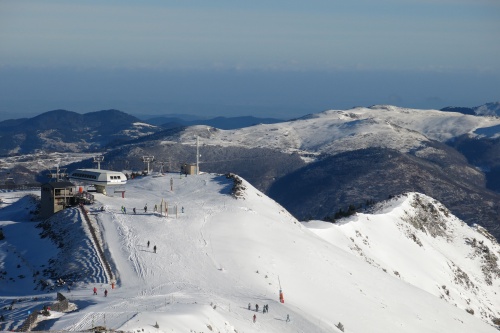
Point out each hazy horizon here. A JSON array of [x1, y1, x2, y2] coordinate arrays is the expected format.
[[1, 67, 499, 122], [1, 1, 499, 121]]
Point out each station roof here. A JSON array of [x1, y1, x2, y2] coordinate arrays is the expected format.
[[42, 181, 75, 189]]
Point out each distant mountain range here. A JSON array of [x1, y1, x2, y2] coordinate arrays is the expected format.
[[441, 102, 500, 116], [0, 110, 284, 156], [0, 109, 159, 155], [2, 103, 500, 242], [143, 115, 284, 129]]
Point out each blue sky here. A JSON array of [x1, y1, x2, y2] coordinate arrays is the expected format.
[[0, 0, 499, 120]]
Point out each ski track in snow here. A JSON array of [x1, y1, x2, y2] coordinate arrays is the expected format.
[[66, 311, 132, 332], [114, 212, 146, 281]]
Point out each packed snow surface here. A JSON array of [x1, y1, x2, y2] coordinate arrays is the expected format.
[[0, 174, 499, 332]]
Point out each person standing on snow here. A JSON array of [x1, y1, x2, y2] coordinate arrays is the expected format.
[[133, 207, 136, 214], [286, 314, 290, 322], [124, 207, 126, 214], [153, 245, 157, 253], [154, 204, 157, 212], [248, 303, 251, 310], [255, 304, 259, 312], [144, 204, 147, 213], [253, 314, 256, 323], [93, 287, 97, 295], [104, 289, 108, 297], [147, 240, 150, 248]]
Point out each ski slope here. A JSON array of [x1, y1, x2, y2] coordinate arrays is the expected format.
[[0, 173, 499, 332]]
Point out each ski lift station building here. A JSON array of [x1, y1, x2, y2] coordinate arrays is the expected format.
[[40, 181, 76, 218], [69, 168, 127, 195], [182, 163, 198, 175]]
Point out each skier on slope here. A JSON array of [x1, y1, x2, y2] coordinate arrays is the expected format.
[[153, 245, 157, 253], [93, 287, 97, 295], [133, 207, 136, 214], [253, 314, 256, 323], [144, 204, 147, 213], [104, 289, 108, 297]]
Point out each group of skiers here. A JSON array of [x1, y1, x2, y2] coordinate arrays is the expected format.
[[119, 204, 147, 214], [121, 205, 138, 214], [147, 240, 157, 253], [248, 303, 269, 313], [118, 204, 149, 214], [118, 204, 163, 215], [93, 286, 108, 297], [118, 203, 185, 216], [248, 303, 289, 323]]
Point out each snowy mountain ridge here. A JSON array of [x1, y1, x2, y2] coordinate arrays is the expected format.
[[475, 102, 500, 117], [443, 102, 500, 117], [307, 192, 500, 324], [172, 105, 500, 161], [0, 173, 499, 332]]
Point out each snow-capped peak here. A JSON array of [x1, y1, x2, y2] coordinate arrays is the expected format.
[[308, 192, 500, 325]]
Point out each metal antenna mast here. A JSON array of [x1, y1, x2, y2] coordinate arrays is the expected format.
[[158, 161, 166, 174], [93, 155, 104, 169], [196, 136, 200, 175], [47, 165, 67, 182], [142, 156, 155, 174]]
